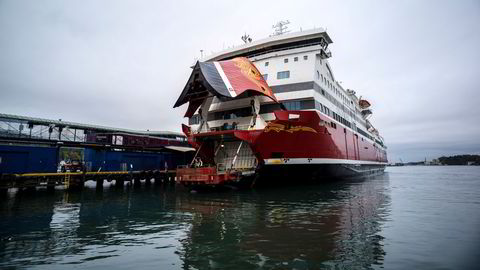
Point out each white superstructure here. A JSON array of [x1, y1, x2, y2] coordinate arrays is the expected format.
[[188, 28, 386, 148]]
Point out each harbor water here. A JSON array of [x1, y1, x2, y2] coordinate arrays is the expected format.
[[1, 166, 479, 269]]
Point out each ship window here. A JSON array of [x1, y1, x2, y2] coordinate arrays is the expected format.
[[294, 57, 298, 62], [300, 99, 315, 109], [259, 103, 283, 114], [317, 71, 320, 79], [283, 100, 301, 110], [321, 74, 324, 81], [262, 74, 268, 80], [277, 71, 290, 79], [265, 62, 269, 66], [284, 58, 289, 63], [303, 55, 308, 60]]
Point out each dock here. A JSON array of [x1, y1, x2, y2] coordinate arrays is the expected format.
[[0, 113, 194, 194], [0, 170, 178, 193]]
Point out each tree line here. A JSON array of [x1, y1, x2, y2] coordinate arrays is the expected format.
[[438, 155, 480, 165]]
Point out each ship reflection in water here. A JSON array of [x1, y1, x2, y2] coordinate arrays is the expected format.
[[176, 176, 390, 269], [0, 174, 390, 269]]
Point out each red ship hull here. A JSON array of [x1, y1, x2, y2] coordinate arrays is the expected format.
[[178, 110, 387, 188]]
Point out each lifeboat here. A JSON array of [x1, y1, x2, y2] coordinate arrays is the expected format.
[[359, 99, 371, 109]]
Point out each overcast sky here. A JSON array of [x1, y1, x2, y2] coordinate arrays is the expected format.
[[1, 0, 479, 162]]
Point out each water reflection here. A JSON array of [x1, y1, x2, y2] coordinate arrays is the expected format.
[[176, 175, 391, 269], [0, 174, 391, 269]]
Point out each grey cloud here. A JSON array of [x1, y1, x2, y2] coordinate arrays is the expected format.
[[0, 0, 479, 162]]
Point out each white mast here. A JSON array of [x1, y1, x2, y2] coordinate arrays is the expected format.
[[272, 20, 290, 36]]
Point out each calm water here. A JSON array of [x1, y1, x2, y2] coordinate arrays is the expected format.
[[1, 166, 479, 269]]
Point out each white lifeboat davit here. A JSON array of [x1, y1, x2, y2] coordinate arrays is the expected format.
[[361, 108, 372, 117]]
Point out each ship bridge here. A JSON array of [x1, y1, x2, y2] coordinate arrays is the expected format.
[[202, 28, 333, 62]]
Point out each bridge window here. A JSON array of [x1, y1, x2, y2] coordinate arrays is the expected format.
[[277, 71, 290, 79], [284, 58, 289, 63], [294, 57, 298, 62], [303, 55, 308, 60], [265, 62, 269, 66]]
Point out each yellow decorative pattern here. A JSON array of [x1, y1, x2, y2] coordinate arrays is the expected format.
[[264, 123, 317, 133]]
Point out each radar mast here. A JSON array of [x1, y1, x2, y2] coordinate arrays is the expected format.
[[272, 20, 290, 36]]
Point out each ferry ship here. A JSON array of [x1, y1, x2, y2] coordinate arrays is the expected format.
[[174, 26, 388, 189]]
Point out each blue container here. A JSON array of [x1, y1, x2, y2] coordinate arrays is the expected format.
[[0, 145, 58, 174], [0, 144, 191, 174], [84, 149, 177, 172]]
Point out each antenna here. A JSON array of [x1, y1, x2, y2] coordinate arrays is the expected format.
[[241, 33, 252, 44], [200, 49, 203, 58], [272, 20, 290, 36]]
